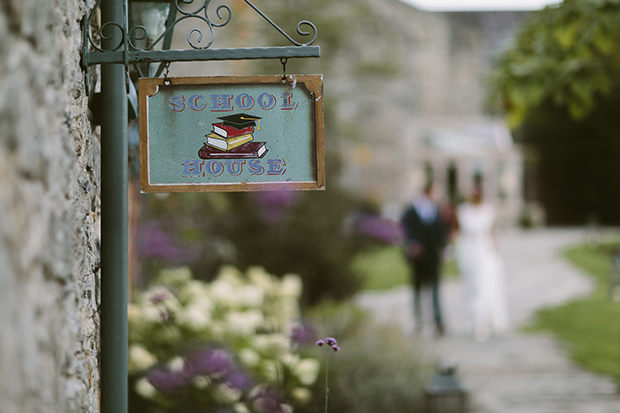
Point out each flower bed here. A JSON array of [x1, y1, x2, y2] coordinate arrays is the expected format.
[[128, 266, 320, 413]]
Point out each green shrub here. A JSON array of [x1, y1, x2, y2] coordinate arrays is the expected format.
[[140, 189, 383, 306]]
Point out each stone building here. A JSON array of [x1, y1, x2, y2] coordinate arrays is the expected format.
[[0, 1, 100, 412]]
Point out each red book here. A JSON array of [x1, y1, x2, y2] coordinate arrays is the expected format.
[[212, 123, 254, 138], [199, 142, 268, 159]]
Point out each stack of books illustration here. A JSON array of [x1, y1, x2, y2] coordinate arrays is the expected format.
[[199, 113, 268, 159]]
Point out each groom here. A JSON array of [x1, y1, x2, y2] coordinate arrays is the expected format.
[[401, 182, 448, 336]]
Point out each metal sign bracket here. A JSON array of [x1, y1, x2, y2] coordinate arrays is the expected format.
[[82, 0, 321, 94]]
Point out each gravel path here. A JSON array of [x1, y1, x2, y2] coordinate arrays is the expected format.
[[356, 228, 620, 412]]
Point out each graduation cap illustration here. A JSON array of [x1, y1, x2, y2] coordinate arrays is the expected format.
[[218, 113, 262, 131]]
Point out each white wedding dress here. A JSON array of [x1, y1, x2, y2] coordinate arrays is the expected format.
[[456, 202, 509, 341]]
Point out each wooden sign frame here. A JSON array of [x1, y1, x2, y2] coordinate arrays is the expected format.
[[139, 75, 325, 193]]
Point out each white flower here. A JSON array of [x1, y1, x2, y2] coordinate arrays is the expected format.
[[246, 266, 274, 290], [248, 385, 263, 399], [233, 402, 250, 413], [226, 310, 264, 336], [294, 359, 320, 386], [135, 378, 157, 399], [178, 303, 212, 330], [280, 353, 299, 368], [177, 280, 208, 304], [281, 404, 293, 413], [141, 304, 163, 323], [128, 344, 157, 372], [252, 334, 290, 356], [167, 356, 185, 372], [281, 274, 303, 298], [192, 375, 211, 389], [159, 267, 192, 286], [269, 334, 291, 354], [291, 387, 312, 403], [209, 279, 239, 307], [218, 265, 245, 286], [213, 383, 242, 404], [238, 285, 264, 307], [275, 300, 300, 326], [238, 348, 260, 368]]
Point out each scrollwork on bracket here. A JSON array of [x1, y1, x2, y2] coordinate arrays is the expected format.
[[242, 0, 317, 47], [84, 0, 125, 53], [84, 0, 317, 56], [129, 0, 233, 51]]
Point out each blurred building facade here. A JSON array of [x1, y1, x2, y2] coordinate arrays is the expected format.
[[331, 2, 529, 224]]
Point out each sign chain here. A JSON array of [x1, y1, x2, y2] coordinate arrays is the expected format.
[[280, 58, 288, 83], [163, 62, 171, 85]]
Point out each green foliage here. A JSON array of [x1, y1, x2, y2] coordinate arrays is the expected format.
[[352, 246, 410, 290], [489, 0, 620, 127], [527, 239, 620, 383], [352, 245, 460, 291]]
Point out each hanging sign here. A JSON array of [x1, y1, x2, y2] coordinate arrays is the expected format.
[[139, 75, 325, 193]]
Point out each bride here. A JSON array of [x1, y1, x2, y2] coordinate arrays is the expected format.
[[454, 184, 509, 341]]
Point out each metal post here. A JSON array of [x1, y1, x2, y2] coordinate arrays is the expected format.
[[100, 0, 128, 411]]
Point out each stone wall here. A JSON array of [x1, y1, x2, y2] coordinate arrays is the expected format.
[[0, 1, 100, 412]]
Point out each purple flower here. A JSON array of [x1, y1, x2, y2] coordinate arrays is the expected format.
[[353, 214, 405, 244], [139, 221, 202, 263], [253, 190, 299, 224], [225, 370, 253, 390], [185, 348, 233, 377], [254, 190, 299, 208], [325, 337, 337, 346], [316, 340, 325, 347], [331, 345, 340, 352], [147, 368, 188, 393], [253, 389, 287, 413], [149, 291, 171, 305], [291, 322, 318, 346]]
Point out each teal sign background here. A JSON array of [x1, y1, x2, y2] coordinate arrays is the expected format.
[[140, 76, 324, 192]]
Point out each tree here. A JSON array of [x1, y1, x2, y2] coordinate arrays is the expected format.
[[490, 0, 620, 225], [489, 0, 620, 127]]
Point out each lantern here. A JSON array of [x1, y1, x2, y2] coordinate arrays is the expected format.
[[424, 362, 468, 413]]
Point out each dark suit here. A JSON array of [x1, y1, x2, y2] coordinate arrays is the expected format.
[[401, 200, 447, 331]]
